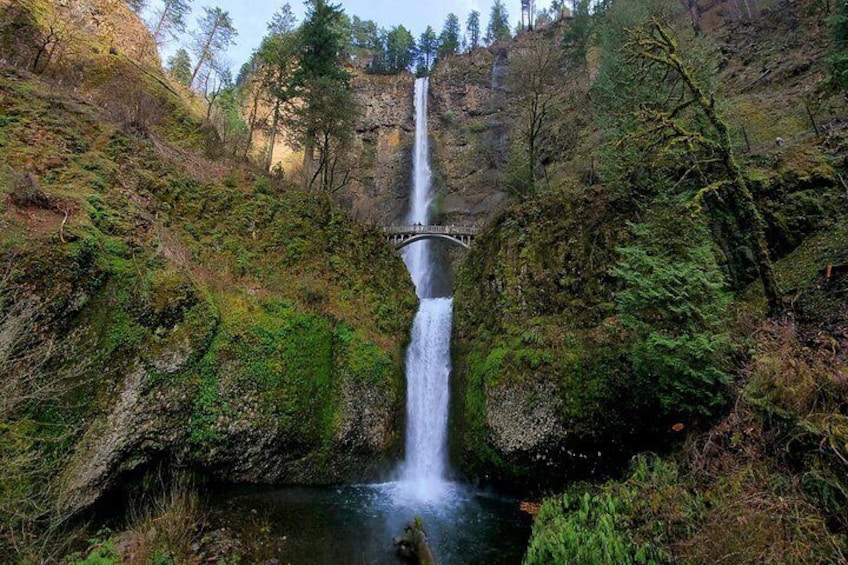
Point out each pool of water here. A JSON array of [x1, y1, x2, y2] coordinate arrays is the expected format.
[[208, 480, 532, 564]]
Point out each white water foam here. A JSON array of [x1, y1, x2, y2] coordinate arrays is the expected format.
[[401, 297, 453, 501]]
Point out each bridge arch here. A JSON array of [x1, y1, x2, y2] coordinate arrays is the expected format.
[[383, 225, 479, 251], [394, 233, 471, 250]]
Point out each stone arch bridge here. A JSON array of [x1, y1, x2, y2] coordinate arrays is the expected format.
[[383, 225, 479, 250]]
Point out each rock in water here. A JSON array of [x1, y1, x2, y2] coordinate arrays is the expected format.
[[394, 519, 436, 565]]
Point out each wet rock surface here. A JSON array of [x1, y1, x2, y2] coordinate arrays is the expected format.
[[428, 47, 511, 226]]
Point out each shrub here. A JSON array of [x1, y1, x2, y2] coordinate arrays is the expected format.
[[524, 456, 683, 565], [124, 472, 204, 565], [613, 204, 733, 423]]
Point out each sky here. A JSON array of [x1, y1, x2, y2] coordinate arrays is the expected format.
[[145, 0, 559, 69]]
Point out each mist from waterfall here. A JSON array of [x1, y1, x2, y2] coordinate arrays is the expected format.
[[398, 76, 454, 502]]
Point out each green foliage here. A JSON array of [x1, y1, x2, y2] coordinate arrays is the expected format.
[[189, 305, 334, 449], [210, 85, 250, 156], [350, 15, 380, 55], [561, 0, 593, 65], [74, 537, 121, 564], [526, 491, 663, 565], [296, 0, 350, 85], [486, 0, 511, 43], [416, 26, 439, 73], [368, 25, 416, 74], [166, 49, 192, 86], [466, 11, 481, 49], [525, 457, 684, 565], [148, 0, 192, 45], [438, 13, 461, 57], [828, 0, 848, 91], [256, 13, 299, 100], [613, 205, 732, 421], [293, 0, 356, 192]]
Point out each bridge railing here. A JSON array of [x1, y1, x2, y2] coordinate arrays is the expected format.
[[382, 225, 480, 236]]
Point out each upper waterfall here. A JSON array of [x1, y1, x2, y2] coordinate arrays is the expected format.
[[403, 77, 434, 299]]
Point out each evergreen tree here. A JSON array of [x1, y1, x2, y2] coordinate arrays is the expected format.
[[351, 16, 380, 50], [562, 0, 592, 66], [535, 8, 553, 28], [268, 3, 297, 35], [486, 0, 511, 43], [166, 48, 192, 86], [438, 13, 461, 57], [295, 0, 356, 192], [466, 10, 481, 49], [613, 203, 732, 421], [189, 6, 238, 86], [417, 26, 438, 71], [296, 0, 349, 84], [149, 0, 192, 46], [125, 0, 147, 14], [384, 25, 415, 73], [351, 16, 380, 66], [256, 5, 299, 171], [333, 12, 354, 60]]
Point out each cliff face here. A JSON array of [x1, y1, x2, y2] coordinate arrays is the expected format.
[[259, 51, 513, 227], [260, 71, 416, 224], [428, 47, 510, 225], [343, 72, 416, 223], [0, 0, 160, 70]]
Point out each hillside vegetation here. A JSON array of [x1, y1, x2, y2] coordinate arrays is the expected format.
[[0, 2, 416, 561], [445, 0, 848, 562]]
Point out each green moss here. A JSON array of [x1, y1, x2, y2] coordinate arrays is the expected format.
[[189, 296, 333, 453]]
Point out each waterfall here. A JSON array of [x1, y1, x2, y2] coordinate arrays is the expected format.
[[399, 76, 454, 501], [404, 77, 434, 298]]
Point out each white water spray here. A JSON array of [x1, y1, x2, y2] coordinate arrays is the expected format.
[[398, 76, 454, 502]]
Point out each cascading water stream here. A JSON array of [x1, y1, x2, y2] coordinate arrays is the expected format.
[[398, 76, 454, 502]]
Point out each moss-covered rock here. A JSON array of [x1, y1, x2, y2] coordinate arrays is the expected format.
[[450, 190, 657, 488]]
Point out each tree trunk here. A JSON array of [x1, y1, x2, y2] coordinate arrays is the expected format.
[[265, 101, 280, 172], [32, 27, 57, 74], [302, 134, 315, 190], [724, 152, 783, 314], [152, 10, 167, 45], [190, 19, 220, 85], [648, 22, 783, 314]]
